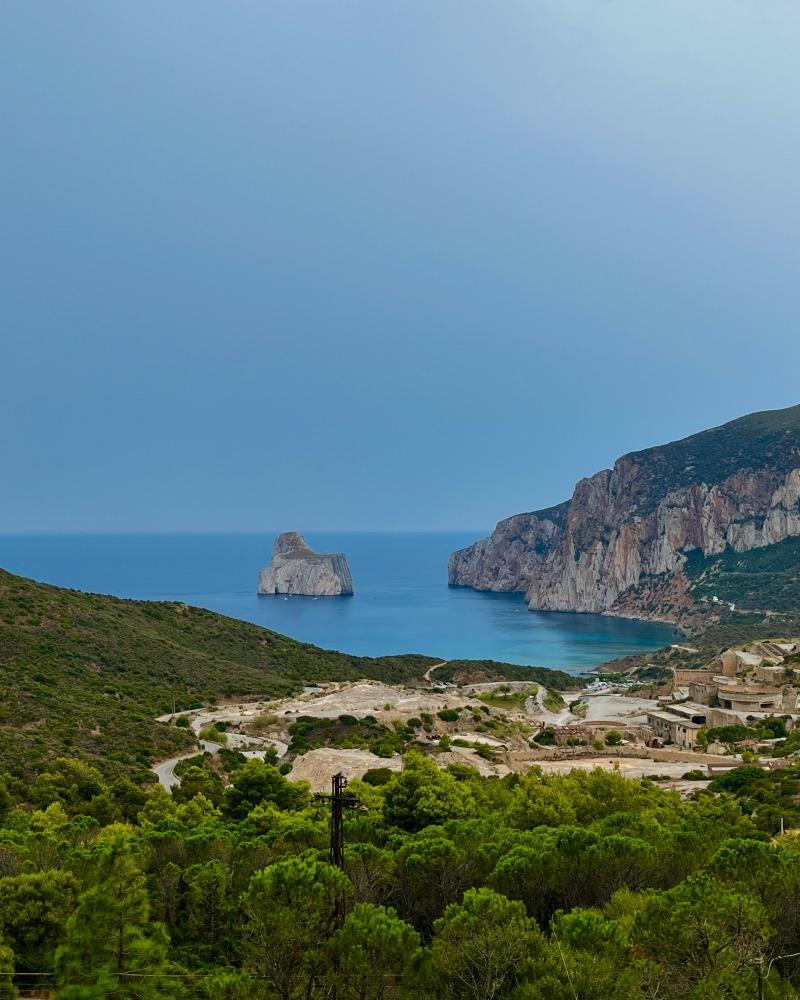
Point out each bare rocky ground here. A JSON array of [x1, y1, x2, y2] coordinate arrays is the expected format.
[[269, 680, 471, 720], [154, 680, 708, 795], [288, 748, 404, 789], [532, 756, 709, 789], [582, 693, 661, 722]]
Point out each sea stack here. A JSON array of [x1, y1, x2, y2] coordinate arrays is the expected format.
[[258, 532, 354, 597]]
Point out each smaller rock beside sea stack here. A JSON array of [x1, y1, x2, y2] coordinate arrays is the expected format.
[[258, 532, 355, 597]]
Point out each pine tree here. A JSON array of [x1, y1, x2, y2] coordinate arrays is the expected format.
[[54, 839, 174, 1000], [0, 938, 17, 1000]]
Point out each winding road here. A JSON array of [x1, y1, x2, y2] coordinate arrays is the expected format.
[[152, 710, 288, 790], [153, 739, 223, 790], [423, 661, 449, 685], [527, 685, 575, 726]]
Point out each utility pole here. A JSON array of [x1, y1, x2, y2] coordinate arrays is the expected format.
[[315, 773, 359, 927], [329, 772, 347, 869]]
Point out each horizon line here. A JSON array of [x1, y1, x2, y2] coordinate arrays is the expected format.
[[0, 528, 492, 537]]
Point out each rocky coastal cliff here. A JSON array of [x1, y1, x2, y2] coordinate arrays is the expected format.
[[258, 532, 354, 597], [449, 405, 800, 623]]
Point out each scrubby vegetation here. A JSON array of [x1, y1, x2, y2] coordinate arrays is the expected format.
[[432, 708, 457, 723], [622, 402, 800, 516], [288, 714, 411, 758], [772, 729, 800, 757], [12, 568, 800, 995], [614, 610, 800, 683], [686, 536, 800, 611], [708, 763, 800, 830], [435, 659, 577, 688], [477, 685, 538, 710], [542, 688, 565, 712], [2, 752, 800, 997], [0, 570, 573, 784], [707, 719, 788, 744]]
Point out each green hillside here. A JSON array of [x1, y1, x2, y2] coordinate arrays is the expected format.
[[524, 402, 800, 527], [436, 658, 575, 687], [0, 569, 442, 782], [0, 569, 575, 783], [619, 403, 800, 514], [686, 536, 800, 612]]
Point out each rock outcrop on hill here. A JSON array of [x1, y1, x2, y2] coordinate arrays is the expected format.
[[258, 532, 354, 597], [449, 405, 800, 623]]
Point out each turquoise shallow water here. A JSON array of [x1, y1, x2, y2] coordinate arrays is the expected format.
[[0, 533, 677, 674]]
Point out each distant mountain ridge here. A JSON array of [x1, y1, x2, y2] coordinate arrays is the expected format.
[[449, 404, 800, 624]]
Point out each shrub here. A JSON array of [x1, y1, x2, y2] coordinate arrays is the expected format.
[[199, 724, 228, 746], [773, 731, 800, 757], [707, 724, 758, 744], [543, 689, 565, 712], [709, 765, 767, 793], [288, 714, 407, 757], [218, 747, 247, 773], [250, 713, 280, 732], [362, 768, 394, 786], [759, 717, 788, 739]]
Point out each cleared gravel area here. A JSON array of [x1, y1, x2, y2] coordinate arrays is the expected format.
[[287, 748, 404, 791], [581, 693, 660, 722], [533, 756, 705, 781], [153, 684, 673, 793], [531, 755, 712, 797], [273, 680, 471, 719]]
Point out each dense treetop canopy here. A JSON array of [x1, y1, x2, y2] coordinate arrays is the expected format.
[[1, 750, 800, 998]]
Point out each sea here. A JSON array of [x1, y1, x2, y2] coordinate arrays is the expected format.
[[0, 532, 677, 675]]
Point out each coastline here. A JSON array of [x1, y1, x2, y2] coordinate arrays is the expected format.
[[449, 578, 689, 637], [0, 532, 675, 673]]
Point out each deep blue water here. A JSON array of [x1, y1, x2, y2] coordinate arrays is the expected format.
[[0, 533, 676, 673]]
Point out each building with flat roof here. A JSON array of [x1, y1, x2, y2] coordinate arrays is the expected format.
[[664, 704, 708, 724], [717, 685, 791, 713], [646, 709, 704, 749]]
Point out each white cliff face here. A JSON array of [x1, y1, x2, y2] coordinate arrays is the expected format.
[[449, 463, 800, 620], [258, 532, 354, 597]]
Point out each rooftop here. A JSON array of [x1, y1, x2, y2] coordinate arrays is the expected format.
[[647, 710, 704, 729]]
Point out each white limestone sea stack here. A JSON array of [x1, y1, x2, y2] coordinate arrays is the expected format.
[[258, 532, 354, 597]]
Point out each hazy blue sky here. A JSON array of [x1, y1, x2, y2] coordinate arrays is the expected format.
[[2, 2, 800, 533]]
